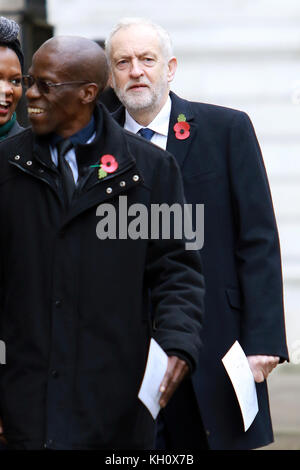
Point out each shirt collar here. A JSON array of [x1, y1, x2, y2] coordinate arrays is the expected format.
[[124, 95, 171, 136], [49, 115, 96, 147]]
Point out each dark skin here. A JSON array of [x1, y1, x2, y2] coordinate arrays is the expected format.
[[0, 46, 23, 126], [25, 36, 108, 137], [0, 35, 189, 443]]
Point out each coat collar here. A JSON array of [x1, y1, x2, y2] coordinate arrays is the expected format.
[[112, 104, 126, 127], [8, 104, 142, 223], [112, 91, 197, 168], [10, 104, 137, 190], [32, 103, 136, 175], [6, 120, 25, 138]]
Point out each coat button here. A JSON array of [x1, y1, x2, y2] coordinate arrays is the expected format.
[[55, 300, 61, 307], [14, 155, 20, 160], [106, 187, 113, 194], [26, 161, 33, 166], [119, 181, 126, 187], [51, 370, 59, 378], [132, 175, 139, 182]]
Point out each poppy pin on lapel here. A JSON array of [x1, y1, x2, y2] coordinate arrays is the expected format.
[[90, 154, 119, 179], [174, 114, 190, 140]]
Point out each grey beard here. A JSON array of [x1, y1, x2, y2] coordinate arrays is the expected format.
[[112, 76, 168, 115], [114, 88, 157, 113]]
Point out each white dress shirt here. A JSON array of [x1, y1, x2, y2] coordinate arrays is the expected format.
[[124, 96, 171, 150]]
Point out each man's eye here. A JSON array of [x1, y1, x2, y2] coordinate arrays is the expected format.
[[116, 60, 128, 69], [143, 58, 155, 64], [11, 78, 22, 86]]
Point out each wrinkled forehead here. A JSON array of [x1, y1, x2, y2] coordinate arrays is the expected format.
[[111, 24, 163, 58]]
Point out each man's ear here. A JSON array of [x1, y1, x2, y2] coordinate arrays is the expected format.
[[167, 57, 177, 83], [80, 83, 100, 104]]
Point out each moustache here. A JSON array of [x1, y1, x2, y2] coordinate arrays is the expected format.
[[125, 79, 151, 92]]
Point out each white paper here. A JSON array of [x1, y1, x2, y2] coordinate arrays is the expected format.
[[138, 338, 168, 419], [222, 341, 259, 432]]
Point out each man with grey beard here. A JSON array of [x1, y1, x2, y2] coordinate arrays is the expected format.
[[108, 17, 288, 450]]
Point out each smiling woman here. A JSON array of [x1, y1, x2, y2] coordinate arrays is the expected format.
[[0, 16, 24, 141]]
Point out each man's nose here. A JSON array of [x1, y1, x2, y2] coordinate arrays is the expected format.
[[129, 59, 144, 78], [25, 82, 41, 100]]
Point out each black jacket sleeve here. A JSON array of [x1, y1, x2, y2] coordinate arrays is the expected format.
[[145, 152, 205, 371], [228, 111, 288, 361]]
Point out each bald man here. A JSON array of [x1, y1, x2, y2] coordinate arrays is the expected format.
[[0, 36, 205, 449]]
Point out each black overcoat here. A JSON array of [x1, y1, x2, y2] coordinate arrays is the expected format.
[[113, 92, 289, 450], [0, 104, 204, 450]]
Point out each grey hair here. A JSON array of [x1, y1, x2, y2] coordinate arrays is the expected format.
[[105, 17, 174, 64], [0, 16, 19, 42]]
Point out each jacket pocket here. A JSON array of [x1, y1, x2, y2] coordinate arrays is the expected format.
[[225, 288, 242, 311]]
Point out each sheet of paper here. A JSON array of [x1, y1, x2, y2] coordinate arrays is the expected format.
[[222, 340, 259, 432], [138, 338, 168, 419]]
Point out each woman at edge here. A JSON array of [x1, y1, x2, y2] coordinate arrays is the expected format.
[[0, 16, 24, 141]]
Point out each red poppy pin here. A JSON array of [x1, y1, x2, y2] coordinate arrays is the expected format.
[[174, 113, 190, 140], [90, 154, 119, 179]]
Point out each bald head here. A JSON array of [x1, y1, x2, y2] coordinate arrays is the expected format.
[[26, 36, 109, 137], [34, 36, 108, 95]]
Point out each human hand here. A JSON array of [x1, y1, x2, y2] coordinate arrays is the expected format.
[[247, 355, 280, 383], [159, 356, 189, 408]]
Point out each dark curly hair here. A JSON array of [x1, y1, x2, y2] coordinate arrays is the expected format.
[[0, 16, 24, 71]]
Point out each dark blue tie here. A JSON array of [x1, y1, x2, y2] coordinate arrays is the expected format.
[[56, 139, 75, 206], [138, 128, 155, 141]]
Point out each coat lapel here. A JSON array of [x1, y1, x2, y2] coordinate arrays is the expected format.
[[167, 91, 197, 169], [62, 104, 142, 226], [76, 105, 134, 191], [112, 105, 126, 127], [111, 92, 197, 169]]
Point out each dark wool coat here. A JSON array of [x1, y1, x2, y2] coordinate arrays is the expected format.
[[113, 92, 289, 450], [0, 104, 204, 450]]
